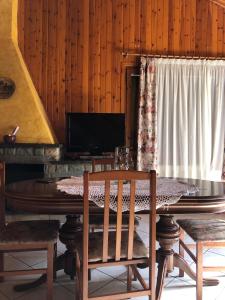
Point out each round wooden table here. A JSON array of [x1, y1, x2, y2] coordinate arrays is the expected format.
[[5, 178, 225, 300]]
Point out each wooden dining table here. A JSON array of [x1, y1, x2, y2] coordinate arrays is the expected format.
[[5, 177, 225, 300]]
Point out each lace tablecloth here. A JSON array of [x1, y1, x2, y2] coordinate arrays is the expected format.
[[56, 177, 199, 212]]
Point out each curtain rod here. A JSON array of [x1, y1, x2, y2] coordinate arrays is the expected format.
[[122, 51, 225, 60]]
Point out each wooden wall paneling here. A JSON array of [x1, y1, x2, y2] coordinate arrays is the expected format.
[[162, 0, 169, 53], [41, 0, 48, 110], [140, 0, 147, 52], [17, 0, 225, 143], [55, 0, 66, 141], [18, 0, 25, 57], [189, 0, 197, 55], [76, 0, 84, 112], [195, 0, 202, 53], [217, 6, 224, 55], [201, 0, 210, 56], [65, 0, 72, 113], [144, 0, 152, 51], [47, 0, 57, 125], [82, 0, 89, 112], [134, 0, 141, 50], [168, 0, 174, 53], [123, 0, 130, 53], [105, 0, 113, 112], [211, 0, 219, 54], [150, 0, 157, 53], [93, 0, 101, 112], [223, 9, 225, 52], [88, 0, 95, 112], [28, 0, 43, 95], [112, 0, 123, 113], [206, 1, 213, 55], [100, 0, 107, 112], [156, 0, 164, 52], [25, 0, 36, 85], [70, 0, 79, 112], [35, 0, 43, 95], [128, 0, 135, 50], [173, 0, 182, 54], [181, 0, 191, 55]]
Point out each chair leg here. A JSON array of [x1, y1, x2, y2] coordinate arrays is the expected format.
[[0, 252, 4, 282], [196, 242, 203, 300], [53, 243, 57, 280], [179, 228, 185, 277], [127, 265, 132, 291], [75, 251, 82, 300], [47, 243, 54, 300]]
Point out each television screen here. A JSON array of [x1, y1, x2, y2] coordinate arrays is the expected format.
[[66, 113, 125, 154]]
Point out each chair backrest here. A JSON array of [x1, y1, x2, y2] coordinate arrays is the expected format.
[[0, 161, 5, 227], [83, 169, 156, 299], [91, 157, 115, 172]]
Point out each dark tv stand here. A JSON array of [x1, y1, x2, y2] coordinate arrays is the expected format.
[[65, 152, 114, 160]]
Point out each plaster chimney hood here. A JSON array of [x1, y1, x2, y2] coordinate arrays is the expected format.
[[0, 0, 57, 144]]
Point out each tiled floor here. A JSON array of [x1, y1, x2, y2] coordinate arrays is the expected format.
[[1, 214, 225, 299]]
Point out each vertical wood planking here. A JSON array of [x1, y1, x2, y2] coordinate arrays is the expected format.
[[18, 0, 225, 142], [217, 7, 223, 56], [94, 0, 101, 112], [65, 0, 72, 113], [18, 0, 25, 57], [105, 0, 112, 112], [128, 0, 135, 50], [100, 0, 107, 112], [144, 0, 152, 51], [41, 0, 48, 110], [70, 0, 79, 112], [56, 0, 66, 141], [151, 0, 157, 53], [211, 0, 218, 55], [76, 0, 84, 111], [189, 0, 196, 55], [156, 0, 164, 52], [112, 0, 123, 113], [173, 0, 182, 54], [82, 0, 89, 112], [162, 0, 169, 53], [201, 0, 209, 56]]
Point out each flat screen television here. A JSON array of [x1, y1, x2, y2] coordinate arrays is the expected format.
[[66, 113, 125, 154]]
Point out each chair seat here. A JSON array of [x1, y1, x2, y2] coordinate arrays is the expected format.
[[89, 214, 140, 228], [177, 219, 225, 241], [74, 230, 148, 262], [0, 220, 60, 245]]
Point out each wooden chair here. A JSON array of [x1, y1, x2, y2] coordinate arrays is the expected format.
[[75, 170, 156, 300], [90, 157, 140, 231], [177, 218, 225, 300], [91, 157, 115, 172], [0, 161, 60, 300]]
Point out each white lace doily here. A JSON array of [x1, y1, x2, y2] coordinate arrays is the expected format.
[[56, 177, 199, 212]]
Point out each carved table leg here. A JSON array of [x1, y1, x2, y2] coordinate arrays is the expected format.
[[59, 214, 82, 279], [14, 214, 82, 291], [156, 215, 180, 300]]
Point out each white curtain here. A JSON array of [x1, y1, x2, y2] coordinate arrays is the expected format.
[[156, 58, 225, 180]]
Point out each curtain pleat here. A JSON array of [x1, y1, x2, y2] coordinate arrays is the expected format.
[[155, 59, 225, 180], [137, 57, 157, 171]]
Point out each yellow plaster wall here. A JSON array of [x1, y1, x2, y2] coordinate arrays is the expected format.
[[0, 0, 57, 144]]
